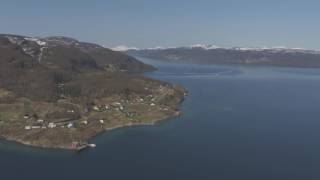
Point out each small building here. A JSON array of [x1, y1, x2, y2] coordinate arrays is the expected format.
[[48, 122, 56, 128], [82, 120, 88, 125], [31, 126, 41, 129], [24, 115, 30, 119], [37, 119, 44, 123], [70, 142, 88, 150], [25, 126, 31, 130], [150, 103, 156, 106], [67, 123, 74, 128], [99, 119, 104, 124], [93, 106, 100, 111]]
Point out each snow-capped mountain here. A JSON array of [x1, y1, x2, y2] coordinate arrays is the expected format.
[[122, 44, 320, 68], [112, 44, 318, 53], [189, 44, 220, 50], [111, 45, 140, 52]]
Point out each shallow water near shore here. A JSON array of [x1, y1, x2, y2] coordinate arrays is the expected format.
[[2, 57, 320, 179]]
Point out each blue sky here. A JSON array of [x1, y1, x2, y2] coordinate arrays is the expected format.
[[1, 0, 320, 49]]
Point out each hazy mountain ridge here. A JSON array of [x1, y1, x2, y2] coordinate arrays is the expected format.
[[123, 45, 320, 68]]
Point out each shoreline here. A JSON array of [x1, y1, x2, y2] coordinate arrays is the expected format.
[[0, 110, 182, 151]]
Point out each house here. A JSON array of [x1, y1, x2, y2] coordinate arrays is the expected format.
[[93, 106, 100, 111], [48, 122, 56, 128], [67, 123, 74, 128], [31, 126, 41, 129]]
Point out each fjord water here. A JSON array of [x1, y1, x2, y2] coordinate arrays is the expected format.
[[2, 58, 320, 180]]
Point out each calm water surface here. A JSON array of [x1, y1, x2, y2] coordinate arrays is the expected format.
[[1, 58, 320, 180]]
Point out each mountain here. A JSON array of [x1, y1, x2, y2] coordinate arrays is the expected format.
[[0, 34, 158, 101], [124, 45, 320, 68], [0, 34, 185, 150], [2, 34, 156, 72]]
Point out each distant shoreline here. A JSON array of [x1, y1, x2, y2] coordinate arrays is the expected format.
[[127, 47, 320, 69]]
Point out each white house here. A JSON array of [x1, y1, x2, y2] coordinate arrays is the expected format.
[[67, 123, 74, 128], [48, 123, 56, 128], [93, 106, 100, 111]]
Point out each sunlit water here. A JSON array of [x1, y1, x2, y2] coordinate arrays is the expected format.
[[2, 57, 320, 180]]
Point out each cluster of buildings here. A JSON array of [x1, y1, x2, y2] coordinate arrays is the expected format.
[[23, 113, 76, 130], [92, 101, 125, 112], [23, 113, 105, 131], [22, 98, 160, 131]]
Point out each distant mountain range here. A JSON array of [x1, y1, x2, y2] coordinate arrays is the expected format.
[[117, 44, 320, 68]]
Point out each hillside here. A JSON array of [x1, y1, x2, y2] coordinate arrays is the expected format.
[[0, 34, 185, 150]]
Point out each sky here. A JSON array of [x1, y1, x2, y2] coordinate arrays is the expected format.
[[1, 0, 320, 49]]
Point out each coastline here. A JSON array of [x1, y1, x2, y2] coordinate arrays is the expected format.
[[0, 110, 183, 151], [0, 72, 187, 152]]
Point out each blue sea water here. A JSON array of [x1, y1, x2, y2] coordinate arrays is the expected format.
[[1, 58, 320, 180]]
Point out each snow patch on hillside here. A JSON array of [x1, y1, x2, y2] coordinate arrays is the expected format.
[[24, 37, 47, 46], [38, 47, 46, 63]]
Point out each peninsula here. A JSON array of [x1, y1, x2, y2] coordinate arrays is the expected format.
[[0, 34, 186, 150]]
